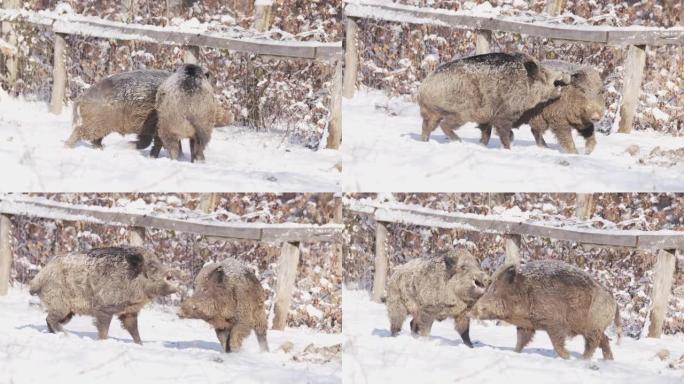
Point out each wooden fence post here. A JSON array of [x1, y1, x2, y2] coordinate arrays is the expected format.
[[342, 17, 359, 98], [326, 57, 343, 150], [575, 193, 595, 221], [372, 222, 388, 302], [129, 227, 146, 246], [333, 195, 343, 276], [647, 249, 676, 338], [475, 30, 492, 55], [544, 0, 566, 16], [1, 0, 20, 86], [184, 46, 200, 64], [504, 234, 521, 266], [49, 33, 67, 115], [617, 45, 646, 134], [252, 1, 273, 32], [272, 241, 300, 330], [0, 214, 12, 296], [199, 193, 219, 214]]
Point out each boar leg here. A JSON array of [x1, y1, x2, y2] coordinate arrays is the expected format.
[[64, 130, 82, 148], [215, 328, 231, 352], [388, 301, 408, 336], [584, 134, 597, 155], [411, 312, 434, 337], [94, 311, 113, 340], [160, 133, 182, 160], [150, 136, 163, 158], [515, 327, 535, 352], [455, 316, 473, 348], [531, 128, 548, 148], [478, 124, 492, 146], [91, 138, 104, 149], [546, 328, 570, 359], [598, 333, 614, 360], [255, 327, 269, 352], [439, 116, 462, 142], [46, 311, 72, 333], [228, 323, 252, 353], [554, 128, 578, 154], [420, 114, 442, 142], [119, 313, 142, 345], [582, 331, 601, 360], [492, 119, 514, 149]]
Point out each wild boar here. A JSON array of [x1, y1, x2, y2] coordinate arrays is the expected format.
[[471, 260, 622, 360], [417, 52, 570, 148], [179, 258, 269, 353], [29, 246, 180, 344], [65, 70, 171, 149], [154, 64, 218, 162], [386, 249, 489, 347], [510, 61, 605, 154]]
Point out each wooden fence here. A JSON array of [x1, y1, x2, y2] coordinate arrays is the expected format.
[[0, 7, 343, 149], [0, 195, 343, 331], [342, 0, 684, 134], [346, 198, 683, 339]]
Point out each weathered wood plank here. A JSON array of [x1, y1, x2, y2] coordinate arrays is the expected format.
[[345, 1, 684, 46], [647, 249, 676, 338], [0, 10, 341, 61], [504, 234, 521, 266], [252, 1, 273, 32], [0, 198, 342, 242], [347, 201, 682, 250], [49, 33, 66, 115], [326, 57, 343, 149], [544, 0, 566, 16], [0, 214, 11, 296], [272, 241, 300, 330], [129, 227, 146, 246], [372, 221, 389, 303], [475, 29, 492, 54], [575, 193, 595, 221], [1, 0, 21, 86], [618, 45, 647, 133], [343, 17, 359, 98]]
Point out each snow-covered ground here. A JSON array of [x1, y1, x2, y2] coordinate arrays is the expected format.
[[0, 287, 341, 384], [342, 90, 684, 192], [0, 94, 340, 192], [343, 289, 684, 384]]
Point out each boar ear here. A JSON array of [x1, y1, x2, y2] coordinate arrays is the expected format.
[[502, 264, 518, 284], [523, 59, 540, 79], [210, 266, 225, 284], [125, 252, 144, 277], [443, 254, 458, 279]]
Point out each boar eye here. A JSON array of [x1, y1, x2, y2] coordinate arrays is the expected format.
[[474, 279, 485, 288]]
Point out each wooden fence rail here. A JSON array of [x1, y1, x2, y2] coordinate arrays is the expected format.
[[346, 199, 682, 338], [0, 195, 343, 331], [342, 0, 684, 134], [0, 8, 343, 149]]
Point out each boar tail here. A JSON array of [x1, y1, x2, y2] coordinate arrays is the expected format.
[[614, 306, 622, 345]]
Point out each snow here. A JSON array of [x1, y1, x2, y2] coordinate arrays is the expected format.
[[0, 287, 341, 384], [343, 289, 684, 384], [342, 90, 684, 192], [0, 94, 340, 192]]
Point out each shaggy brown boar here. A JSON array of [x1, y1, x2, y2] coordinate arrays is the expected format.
[[179, 258, 269, 353], [154, 64, 218, 162], [471, 260, 622, 360], [386, 249, 489, 347], [65, 70, 171, 149], [418, 52, 570, 148], [29, 246, 180, 344], [510, 61, 605, 154]]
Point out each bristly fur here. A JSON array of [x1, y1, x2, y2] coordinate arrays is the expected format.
[[417, 52, 568, 149], [179, 258, 269, 353], [28, 246, 179, 344], [385, 249, 489, 347], [154, 64, 218, 162], [472, 260, 621, 360]]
